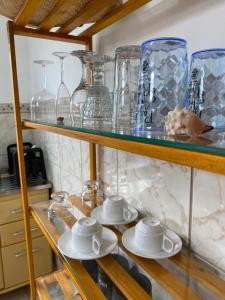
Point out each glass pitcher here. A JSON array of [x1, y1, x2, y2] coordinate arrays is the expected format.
[[81, 180, 104, 208], [48, 191, 74, 219]]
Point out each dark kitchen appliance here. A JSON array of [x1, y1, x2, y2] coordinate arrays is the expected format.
[[7, 143, 47, 186]]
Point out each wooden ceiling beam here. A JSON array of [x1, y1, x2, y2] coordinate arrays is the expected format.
[[13, 24, 91, 45], [38, 0, 82, 31], [79, 0, 151, 37], [14, 0, 44, 26], [57, 0, 116, 34]]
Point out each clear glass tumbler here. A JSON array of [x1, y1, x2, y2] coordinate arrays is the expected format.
[[135, 37, 188, 132], [188, 49, 225, 128], [81, 180, 104, 208], [112, 45, 140, 131], [48, 191, 74, 219]]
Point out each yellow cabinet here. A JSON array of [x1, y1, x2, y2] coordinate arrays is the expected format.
[[2, 235, 52, 288], [0, 218, 42, 247], [0, 251, 4, 290], [0, 189, 49, 225]]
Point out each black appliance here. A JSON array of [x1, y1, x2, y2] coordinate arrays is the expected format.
[[7, 143, 47, 186]]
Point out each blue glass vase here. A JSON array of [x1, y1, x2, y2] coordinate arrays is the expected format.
[[188, 49, 225, 128], [135, 37, 188, 132]]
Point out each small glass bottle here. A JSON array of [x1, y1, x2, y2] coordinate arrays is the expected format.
[[81, 180, 104, 208], [48, 191, 74, 219]]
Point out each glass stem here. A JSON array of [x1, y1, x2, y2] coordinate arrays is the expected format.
[[61, 58, 64, 84], [42, 64, 47, 90]]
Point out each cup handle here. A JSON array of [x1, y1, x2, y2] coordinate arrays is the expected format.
[[123, 207, 132, 221], [92, 234, 102, 255], [162, 234, 175, 253]]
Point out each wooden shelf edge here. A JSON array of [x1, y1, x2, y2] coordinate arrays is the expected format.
[[23, 120, 225, 176]]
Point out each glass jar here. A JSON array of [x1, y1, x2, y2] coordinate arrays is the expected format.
[[113, 45, 140, 131], [81, 180, 104, 208], [48, 191, 74, 219], [135, 37, 188, 132], [188, 49, 225, 128]]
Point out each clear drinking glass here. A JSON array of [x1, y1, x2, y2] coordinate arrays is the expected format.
[[188, 49, 225, 128], [70, 50, 95, 127], [48, 191, 74, 219], [135, 37, 188, 132], [31, 60, 56, 122], [81, 180, 104, 208], [82, 53, 113, 129], [113, 45, 140, 131], [53, 52, 71, 125]]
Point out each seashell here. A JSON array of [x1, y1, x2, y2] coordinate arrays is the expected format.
[[165, 106, 213, 137]]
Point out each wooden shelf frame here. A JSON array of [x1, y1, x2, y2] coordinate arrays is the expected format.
[[23, 120, 225, 176], [7, 1, 151, 299]]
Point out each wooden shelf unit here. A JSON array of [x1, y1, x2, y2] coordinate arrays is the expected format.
[[6, 1, 151, 299]]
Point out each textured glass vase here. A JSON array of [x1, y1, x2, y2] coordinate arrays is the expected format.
[[188, 49, 225, 128], [135, 37, 188, 132]]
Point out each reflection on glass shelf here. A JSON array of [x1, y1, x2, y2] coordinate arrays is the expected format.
[[23, 118, 225, 156]]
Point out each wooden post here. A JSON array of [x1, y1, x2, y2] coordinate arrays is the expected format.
[[89, 143, 97, 181], [7, 21, 36, 300]]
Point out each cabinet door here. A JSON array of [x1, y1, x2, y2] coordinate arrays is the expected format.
[[0, 250, 4, 290], [0, 218, 42, 247], [0, 189, 49, 225], [2, 236, 52, 288]]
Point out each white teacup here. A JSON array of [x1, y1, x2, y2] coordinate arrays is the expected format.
[[72, 217, 103, 254], [134, 217, 175, 254], [103, 195, 132, 222]]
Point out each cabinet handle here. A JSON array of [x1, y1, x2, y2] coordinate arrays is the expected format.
[[15, 247, 41, 258], [11, 208, 23, 215], [13, 227, 39, 237]]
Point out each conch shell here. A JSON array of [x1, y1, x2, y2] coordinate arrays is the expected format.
[[165, 106, 213, 137]]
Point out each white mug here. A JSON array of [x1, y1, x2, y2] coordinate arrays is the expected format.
[[134, 217, 175, 254], [103, 195, 132, 222], [72, 217, 103, 254]]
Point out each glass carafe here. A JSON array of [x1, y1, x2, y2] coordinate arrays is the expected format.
[[48, 191, 74, 219], [82, 53, 113, 129], [31, 60, 56, 122], [70, 50, 95, 127], [81, 180, 104, 208]]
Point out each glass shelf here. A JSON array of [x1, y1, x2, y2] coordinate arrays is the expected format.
[[23, 119, 225, 176], [23, 119, 225, 156]]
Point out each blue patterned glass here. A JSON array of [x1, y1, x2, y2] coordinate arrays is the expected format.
[[135, 37, 188, 132], [188, 49, 225, 128]]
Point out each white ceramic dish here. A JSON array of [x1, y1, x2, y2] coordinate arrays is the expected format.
[[122, 227, 182, 259], [58, 227, 118, 260], [91, 204, 138, 225]]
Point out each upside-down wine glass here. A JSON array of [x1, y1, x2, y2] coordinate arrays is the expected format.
[[31, 60, 55, 122], [53, 52, 71, 125]]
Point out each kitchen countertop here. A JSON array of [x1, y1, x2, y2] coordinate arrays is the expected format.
[[0, 172, 52, 196]]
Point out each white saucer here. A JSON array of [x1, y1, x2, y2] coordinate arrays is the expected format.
[[58, 227, 118, 260], [122, 227, 182, 259], [90, 205, 138, 225]]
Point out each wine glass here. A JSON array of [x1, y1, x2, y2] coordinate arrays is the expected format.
[[30, 60, 55, 122], [53, 52, 71, 125]]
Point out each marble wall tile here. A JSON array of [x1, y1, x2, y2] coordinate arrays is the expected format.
[[45, 159, 61, 192], [98, 146, 118, 195], [192, 169, 225, 272], [81, 141, 90, 182], [117, 150, 191, 241]]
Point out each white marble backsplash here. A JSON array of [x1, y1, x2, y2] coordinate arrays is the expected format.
[[31, 131, 225, 275]]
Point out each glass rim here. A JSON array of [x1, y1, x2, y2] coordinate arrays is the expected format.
[[192, 48, 225, 56], [142, 37, 187, 47]]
